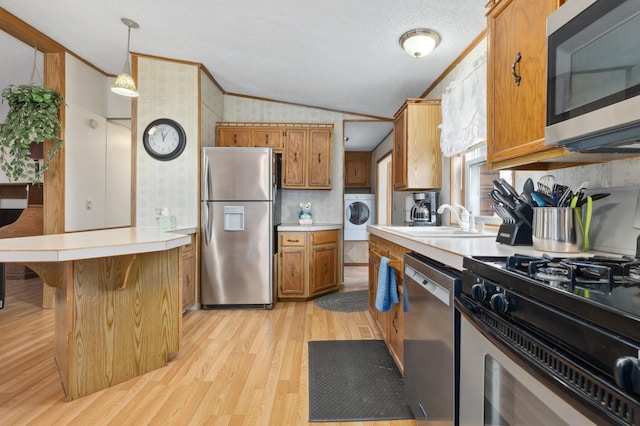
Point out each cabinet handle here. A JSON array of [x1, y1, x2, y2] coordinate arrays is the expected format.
[[265, 134, 269, 145], [287, 239, 299, 243], [294, 152, 297, 162], [511, 51, 522, 86], [324, 263, 328, 274], [317, 153, 321, 163], [392, 311, 398, 334], [186, 274, 190, 287], [233, 134, 237, 144], [290, 265, 295, 277]]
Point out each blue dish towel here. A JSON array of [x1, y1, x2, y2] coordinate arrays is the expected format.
[[375, 256, 399, 313]]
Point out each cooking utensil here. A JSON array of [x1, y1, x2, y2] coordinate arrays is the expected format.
[[523, 178, 535, 196], [491, 189, 517, 210], [538, 175, 555, 196], [531, 191, 554, 207], [583, 196, 592, 251], [576, 192, 610, 206], [499, 178, 523, 203], [557, 189, 573, 207]]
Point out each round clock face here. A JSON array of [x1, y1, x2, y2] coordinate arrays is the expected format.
[[143, 118, 186, 161]]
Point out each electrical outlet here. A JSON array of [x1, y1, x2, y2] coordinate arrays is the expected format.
[[86, 200, 92, 210]]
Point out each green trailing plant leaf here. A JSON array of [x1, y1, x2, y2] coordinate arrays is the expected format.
[[0, 84, 64, 183]]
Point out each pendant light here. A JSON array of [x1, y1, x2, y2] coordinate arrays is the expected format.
[[399, 29, 440, 58], [111, 18, 139, 97]]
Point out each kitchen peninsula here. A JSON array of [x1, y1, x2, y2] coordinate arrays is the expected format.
[[0, 227, 191, 400]]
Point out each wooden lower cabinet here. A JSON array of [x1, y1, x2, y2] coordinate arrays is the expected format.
[[181, 234, 196, 311], [368, 234, 409, 373], [278, 229, 340, 300]]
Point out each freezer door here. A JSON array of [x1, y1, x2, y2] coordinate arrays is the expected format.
[[202, 147, 272, 201], [201, 201, 273, 307]]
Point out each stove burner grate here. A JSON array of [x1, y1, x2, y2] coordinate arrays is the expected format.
[[504, 255, 640, 295]]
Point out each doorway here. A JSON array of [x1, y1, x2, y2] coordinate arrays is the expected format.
[[376, 153, 392, 225]]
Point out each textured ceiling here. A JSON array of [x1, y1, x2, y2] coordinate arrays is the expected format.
[[0, 0, 487, 150]]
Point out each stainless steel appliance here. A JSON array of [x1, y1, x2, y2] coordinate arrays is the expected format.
[[200, 147, 281, 309], [545, 0, 640, 152], [457, 252, 640, 425], [404, 253, 460, 424], [409, 192, 439, 226]]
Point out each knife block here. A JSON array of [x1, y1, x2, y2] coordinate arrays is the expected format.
[[496, 203, 533, 246], [496, 222, 532, 245]]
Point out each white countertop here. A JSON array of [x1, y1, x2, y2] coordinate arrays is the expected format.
[[368, 225, 608, 271], [0, 227, 192, 262], [278, 223, 341, 232]]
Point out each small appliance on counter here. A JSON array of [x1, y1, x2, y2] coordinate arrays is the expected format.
[[410, 192, 439, 226]]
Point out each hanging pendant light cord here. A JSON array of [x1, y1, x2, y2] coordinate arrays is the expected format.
[[29, 46, 42, 86]]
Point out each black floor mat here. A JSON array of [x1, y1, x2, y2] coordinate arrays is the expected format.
[[313, 290, 368, 312], [308, 339, 414, 422]]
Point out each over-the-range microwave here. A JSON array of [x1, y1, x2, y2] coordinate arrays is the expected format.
[[545, 0, 640, 152]]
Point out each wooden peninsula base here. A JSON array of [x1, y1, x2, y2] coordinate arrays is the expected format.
[[0, 228, 190, 400]]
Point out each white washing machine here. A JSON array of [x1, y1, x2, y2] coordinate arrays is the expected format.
[[344, 194, 375, 241]]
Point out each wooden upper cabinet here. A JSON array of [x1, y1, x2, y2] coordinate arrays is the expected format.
[[283, 129, 307, 188], [308, 129, 332, 188], [392, 99, 442, 191], [217, 128, 251, 147], [216, 123, 332, 189], [486, 0, 566, 168], [253, 129, 283, 150], [344, 151, 371, 188], [283, 127, 332, 189]]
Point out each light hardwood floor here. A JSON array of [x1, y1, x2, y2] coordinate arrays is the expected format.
[[0, 270, 416, 426]]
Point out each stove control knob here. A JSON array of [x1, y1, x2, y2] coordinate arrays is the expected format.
[[615, 357, 640, 393], [490, 293, 511, 314], [471, 282, 489, 301]]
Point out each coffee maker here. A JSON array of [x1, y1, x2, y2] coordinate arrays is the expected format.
[[410, 192, 439, 226]]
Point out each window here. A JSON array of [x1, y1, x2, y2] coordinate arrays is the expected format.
[[451, 144, 513, 226]]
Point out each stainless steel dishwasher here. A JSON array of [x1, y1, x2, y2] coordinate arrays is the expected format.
[[403, 252, 461, 425]]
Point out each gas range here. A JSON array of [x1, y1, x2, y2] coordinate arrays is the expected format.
[[460, 252, 640, 425]]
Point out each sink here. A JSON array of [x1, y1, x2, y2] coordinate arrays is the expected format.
[[379, 226, 497, 238]]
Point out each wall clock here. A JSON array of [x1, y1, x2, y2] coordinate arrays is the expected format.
[[142, 118, 187, 161]]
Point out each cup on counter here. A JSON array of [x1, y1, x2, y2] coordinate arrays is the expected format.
[[532, 207, 583, 253]]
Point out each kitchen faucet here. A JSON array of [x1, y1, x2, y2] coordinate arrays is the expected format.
[[437, 203, 474, 231]]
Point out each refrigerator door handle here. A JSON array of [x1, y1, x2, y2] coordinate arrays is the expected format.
[[204, 202, 213, 246], [203, 156, 211, 201]]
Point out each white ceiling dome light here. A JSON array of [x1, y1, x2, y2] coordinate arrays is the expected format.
[[399, 29, 441, 58]]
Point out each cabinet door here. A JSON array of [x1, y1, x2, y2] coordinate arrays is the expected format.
[[487, 0, 559, 163], [392, 109, 407, 189], [311, 245, 338, 294], [218, 128, 251, 147], [181, 236, 196, 311], [253, 129, 283, 150], [283, 129, 306, 188], [181, 254, 195, 311], [345, 160, 366, 186], [345, 152, 370, 187], [308, 129, 332, 188], [388, 279, 404, 370], [280, 248, 305, 295]]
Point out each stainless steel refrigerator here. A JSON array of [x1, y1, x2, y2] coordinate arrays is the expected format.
[[201, 147, 281, 309]]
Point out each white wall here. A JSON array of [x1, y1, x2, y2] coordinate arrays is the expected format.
[[135, 57, 224, 229], [64, 54, 132, 231]]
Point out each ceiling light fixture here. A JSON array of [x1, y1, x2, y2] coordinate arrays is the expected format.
[[399, 29, 440, 58], [111, 17, 139, 97]]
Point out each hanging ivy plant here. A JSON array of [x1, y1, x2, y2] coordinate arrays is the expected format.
[[0, 84, 64, 183]]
